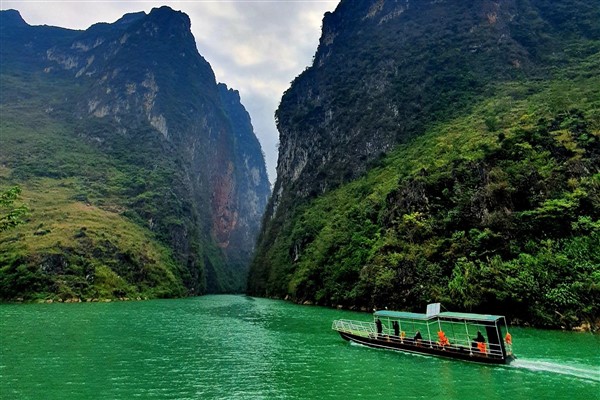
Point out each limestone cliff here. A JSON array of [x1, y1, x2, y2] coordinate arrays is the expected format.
[[0, 7, 270, 298], [248, 0, 600, 326], [271, 0, 594, 210]]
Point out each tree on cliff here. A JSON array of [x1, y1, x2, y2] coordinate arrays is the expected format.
[[0, 186, 28, 232]]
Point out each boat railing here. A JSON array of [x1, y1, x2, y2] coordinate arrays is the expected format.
[[432, 335, 505, 358], [334, 319, 506, 358], [388, 328, 506, 358], [332, 319, 375, 337]]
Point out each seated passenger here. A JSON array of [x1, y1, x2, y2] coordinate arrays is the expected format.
[[475, 331, 485, 343], [472, 330, 487, 353], [437, 330, 449, 347]]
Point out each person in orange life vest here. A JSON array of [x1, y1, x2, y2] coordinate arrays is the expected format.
[[438, 330, 449, 347], [472, 330, 486, 353]]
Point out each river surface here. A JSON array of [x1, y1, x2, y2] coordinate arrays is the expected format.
[[1, 295, 598, 399]]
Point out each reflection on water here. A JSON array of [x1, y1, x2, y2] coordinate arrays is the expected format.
[[1, 295, 598, 400]]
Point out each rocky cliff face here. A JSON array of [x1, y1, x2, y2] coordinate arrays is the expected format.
[[217, 84, 271, 258], [268, 0, 599, 212], [0, 7, 269, 297]]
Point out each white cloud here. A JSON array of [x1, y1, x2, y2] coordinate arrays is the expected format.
[[1, 0, 339, 182]]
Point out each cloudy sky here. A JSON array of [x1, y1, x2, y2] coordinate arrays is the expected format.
[[1, 0, 340, 183]]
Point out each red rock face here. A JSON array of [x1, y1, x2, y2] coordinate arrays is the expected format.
[[211, 160, 238, 249]]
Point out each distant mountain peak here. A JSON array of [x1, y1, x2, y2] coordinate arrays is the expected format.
[[0, 9, 28, 28], [146, 6, 191, 31]]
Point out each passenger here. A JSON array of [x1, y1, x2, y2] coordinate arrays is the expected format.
[[393, 321, 400, 337], [375, 318, 383, 338], [475, 331, 485, 343], [477, 341, 487, 354], [472, 330, 486, 353], [414, 330, 422, 342], [438, 330, 449, 347]]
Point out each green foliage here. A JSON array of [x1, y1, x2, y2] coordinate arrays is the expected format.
[[0, 66, 211, 300], [250, 51, 600, 328], [0, 178, 187, 301], [0, 186, 28, 232]]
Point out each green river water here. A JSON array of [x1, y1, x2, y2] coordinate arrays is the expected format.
[[1, 295, 598, 399]]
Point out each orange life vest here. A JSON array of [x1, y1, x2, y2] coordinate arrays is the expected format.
[[477, 342, 487, 353], [505, 332, 512, 345], [437, 331, 449, 346]]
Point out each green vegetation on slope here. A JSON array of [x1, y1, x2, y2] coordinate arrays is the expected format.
[[0, 176, 186, 301], [0, 69, 214, 300], [0, 185, 28, 232], [250, 53, 600, 329]]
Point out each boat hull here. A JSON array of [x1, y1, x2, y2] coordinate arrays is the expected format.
[[337, 331, 513, 365]]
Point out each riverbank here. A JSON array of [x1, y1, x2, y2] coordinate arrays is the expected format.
[[279, 294, 599, 333]]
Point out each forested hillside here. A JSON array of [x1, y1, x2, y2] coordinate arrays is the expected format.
[[249, 0, 600, 329]]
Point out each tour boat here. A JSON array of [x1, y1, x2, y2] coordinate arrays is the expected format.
[[332, 303, 514, 365]]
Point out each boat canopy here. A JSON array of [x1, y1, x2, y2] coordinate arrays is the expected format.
[[374, 310, 504, 323]]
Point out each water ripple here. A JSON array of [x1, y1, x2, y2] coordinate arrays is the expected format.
[[1, 295, 598, 400]]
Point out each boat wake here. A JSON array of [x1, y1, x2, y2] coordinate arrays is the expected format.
[[510, 359, 600, 382]]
